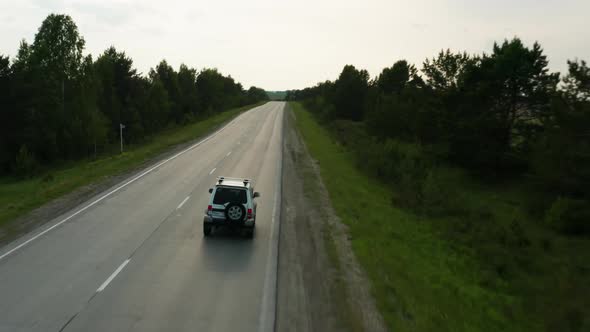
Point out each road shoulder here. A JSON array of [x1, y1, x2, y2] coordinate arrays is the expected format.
[[276, 105, 387, 332]]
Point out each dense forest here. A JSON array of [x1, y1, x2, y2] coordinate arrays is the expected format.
[[287, 38, 590, 236], [0, 14, 268, 177]]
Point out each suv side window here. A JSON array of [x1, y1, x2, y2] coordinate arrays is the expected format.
[[213, 187, 247, 204]]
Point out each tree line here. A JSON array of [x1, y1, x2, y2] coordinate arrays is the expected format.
[[0, 14, 268, 176], [287, 38, 590, 235]]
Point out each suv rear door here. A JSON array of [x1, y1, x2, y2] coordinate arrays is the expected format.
[[211, 186, 248, 219]]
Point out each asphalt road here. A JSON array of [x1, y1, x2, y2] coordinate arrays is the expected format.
[[0, 102, 285, 332]]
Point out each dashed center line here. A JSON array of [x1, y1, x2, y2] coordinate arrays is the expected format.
[[0, 108, 248, 262], [177, 196, 190, 210], [209, 168, 216, 175], [97, 259, 130, 292]]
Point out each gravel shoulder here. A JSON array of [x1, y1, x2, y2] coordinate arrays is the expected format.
[[276, 106, 387, 332]]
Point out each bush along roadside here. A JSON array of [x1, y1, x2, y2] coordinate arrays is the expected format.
[[286, 40, 590, 240], [290, 101, 590, 332]]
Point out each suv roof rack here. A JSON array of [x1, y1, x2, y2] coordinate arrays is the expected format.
[[217, 176, 251, 186]]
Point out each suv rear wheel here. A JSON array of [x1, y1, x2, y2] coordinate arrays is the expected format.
[[203, 224, 212, 236], [244, 228, 254, 238], [225, 203, 246, 222]]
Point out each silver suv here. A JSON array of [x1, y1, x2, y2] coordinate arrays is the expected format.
[[203, 177, 259, 238]]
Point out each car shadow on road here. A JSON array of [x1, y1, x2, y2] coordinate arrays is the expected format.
[[199, 227, 255, 273]]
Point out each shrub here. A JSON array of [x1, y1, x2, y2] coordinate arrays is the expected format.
[[304, 95, 336, 122], [358, 139, 434, 209], [330, 120, 369, 150], [545, 197, 590, 235], [421, 168, 462, 216], [395, 148, 429, 208], [532, 99, 590, 200], [326, 120, 469, 215], [13, 145, 38, 177]]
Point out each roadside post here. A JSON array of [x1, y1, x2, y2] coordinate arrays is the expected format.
[[120, 123, 125, 153]]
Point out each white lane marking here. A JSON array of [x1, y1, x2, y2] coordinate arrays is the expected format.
[[209, 168, 216, 175], [97, 259, 130, 292], [177, 196, 190, 210], [258, 105, 283, 332], [0, 104, 263, 262], [226, 151, 231, 157]]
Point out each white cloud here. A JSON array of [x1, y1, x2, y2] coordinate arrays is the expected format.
[[0, 0, 589, 90]]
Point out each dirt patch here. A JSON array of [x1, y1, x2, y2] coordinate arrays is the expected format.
[[276, 106, 387, 332]]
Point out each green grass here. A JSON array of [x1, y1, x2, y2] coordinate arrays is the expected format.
[[290, 128, 364, 332], [289, 102, 590, 332], [0, 103, 264, 229]]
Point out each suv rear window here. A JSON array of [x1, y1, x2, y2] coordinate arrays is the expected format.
[[213, 187, 247, 204]]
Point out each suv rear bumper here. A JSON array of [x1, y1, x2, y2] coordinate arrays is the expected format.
[[203, 216, 254, 228]]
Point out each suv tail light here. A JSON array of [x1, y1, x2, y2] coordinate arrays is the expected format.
[[207, 205, 212, 214], [247, 208, 253, 219]]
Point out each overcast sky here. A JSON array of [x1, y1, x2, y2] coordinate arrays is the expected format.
[[1, 0, 588, 90]]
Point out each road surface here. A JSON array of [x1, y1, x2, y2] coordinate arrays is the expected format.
[[0, 102, 284, 332]]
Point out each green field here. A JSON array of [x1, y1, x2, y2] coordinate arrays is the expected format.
[[290, 102, 590, 331], [266, 91, 287, 100], [0, 103, 263, 229]]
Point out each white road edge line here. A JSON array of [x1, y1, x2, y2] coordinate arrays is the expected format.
[[209, 168, 216, 175], [258, 106, 283, 332], [226, 151, 231, 157], [177, 196, 190, 210], [96, 259, 130, 292], [0, 105, 260, 262]]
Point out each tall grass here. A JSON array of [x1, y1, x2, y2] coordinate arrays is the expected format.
[[290, 102, 590, 332]]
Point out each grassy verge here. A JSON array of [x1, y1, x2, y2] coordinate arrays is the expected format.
[[0, 103, 264, 228], [290, 102, 590, 331], [288, 112, 364, 331]]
